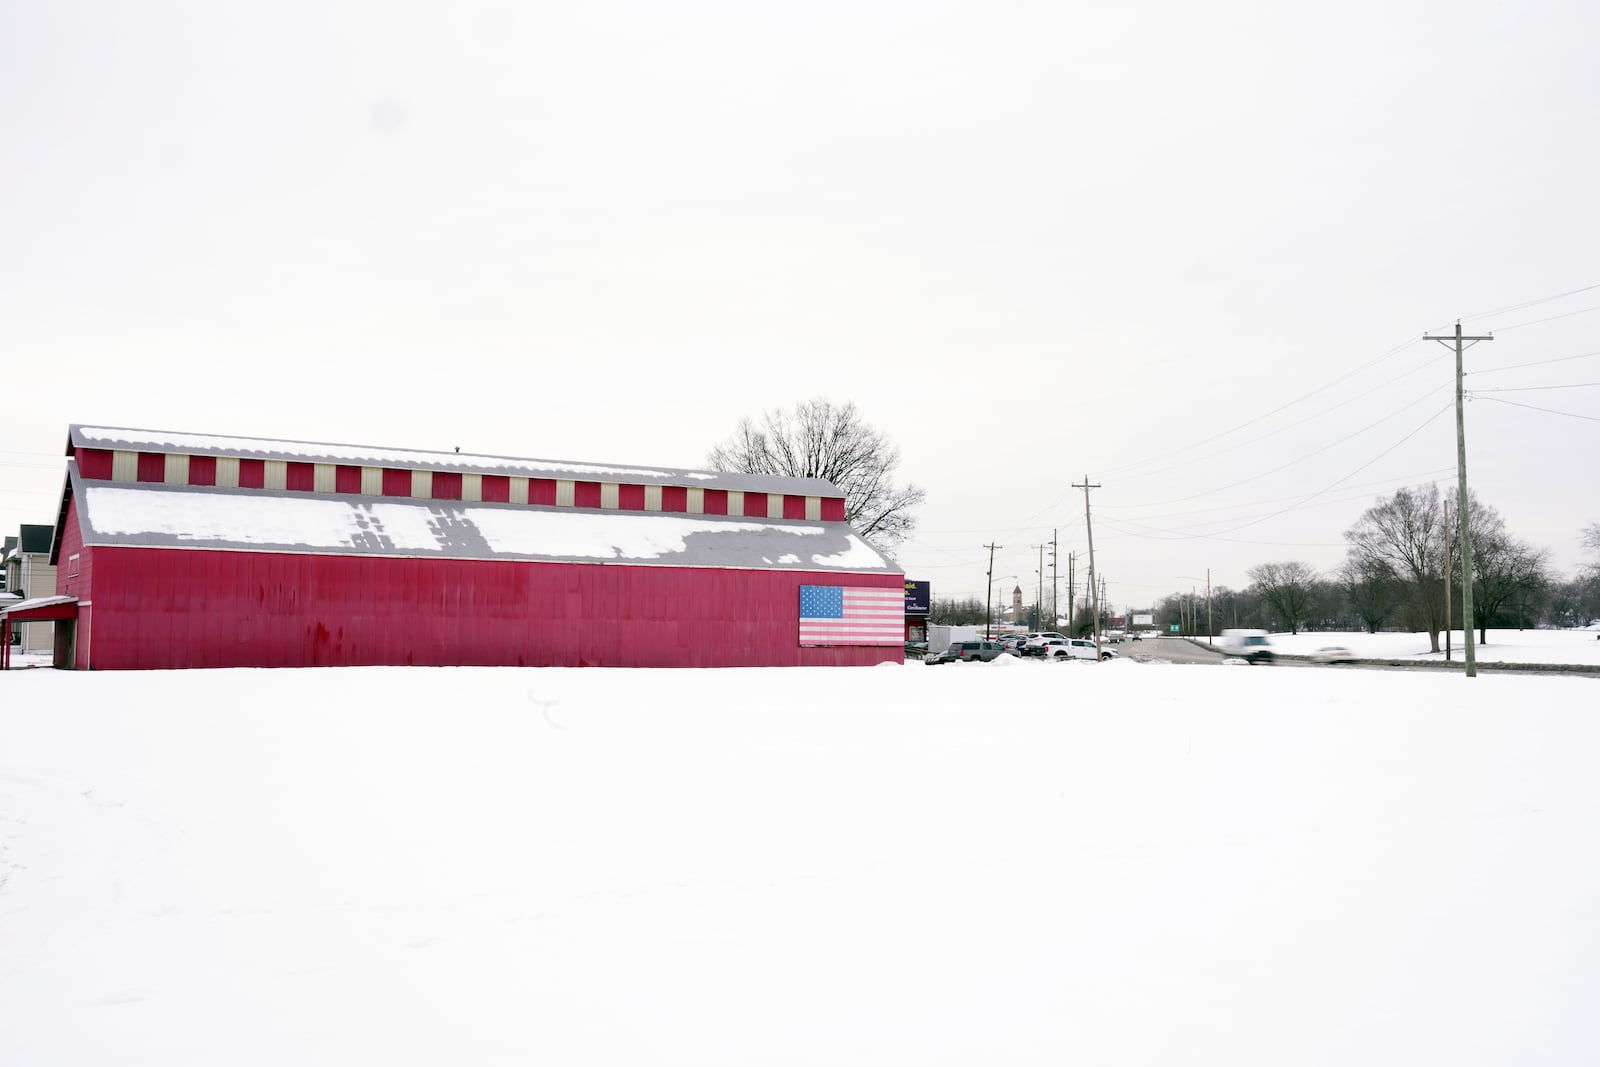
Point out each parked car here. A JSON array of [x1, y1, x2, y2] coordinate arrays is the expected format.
[[996, 634, 1031, 655], [1219, 628, 1275, 664], [1044, 638, 1118, 662], [926, 640, 1006, 664], [1019, 632, 1071, 657], [1312, 645, 1356, 664]]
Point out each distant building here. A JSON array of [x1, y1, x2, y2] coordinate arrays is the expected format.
[[2, 425, 906, 670], [3, 525, 57, 654]]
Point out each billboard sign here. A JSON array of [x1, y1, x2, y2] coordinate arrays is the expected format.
[[1133, 614, 1154, 626], [904, 580, 930, 615]]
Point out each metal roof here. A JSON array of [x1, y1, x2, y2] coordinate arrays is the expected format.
[[69, 469, 899, 575], [67, 425, 843, 498]]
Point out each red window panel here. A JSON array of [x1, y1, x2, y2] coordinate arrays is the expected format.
[[335, 465, 363, 494], [239, 458, 266, 489], [618, 484, 645, 510], [784, 495, 807, 520], [702, 489, 728, 515], [189, 455, 217, 486], [481, 475, 511, 503], [821, 497, 846, 521], [433, 471, 463, 500], [574, 481, 602, 508], [662, 485, 687, 513], [137, 452, 166, 482], [529, 479, 556, 505], [743, 492, 768, 517], [286, 462, 315, 492], [382, 468, 412, 497], [79, 449, 114, 479]]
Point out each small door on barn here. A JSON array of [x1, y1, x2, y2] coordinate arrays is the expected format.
[[53, 619, 76, 670]]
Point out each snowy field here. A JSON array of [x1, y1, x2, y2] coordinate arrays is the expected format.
[[3, 656, 1599, 1066]]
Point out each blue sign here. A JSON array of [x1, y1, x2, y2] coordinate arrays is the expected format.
[[904, 580, 930, 615]]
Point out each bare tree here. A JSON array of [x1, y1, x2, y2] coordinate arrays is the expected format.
[[708, 399, 925, 552], [1337, 557, 1398, 634], [1584, 523, 1600, 578], [1246, 561, 1319, 635], [1445, 489, 1553, 642], [1344, 484, 1447, 652]]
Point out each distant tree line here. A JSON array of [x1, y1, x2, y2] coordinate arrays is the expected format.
[[1145, 484, 1600, 645]]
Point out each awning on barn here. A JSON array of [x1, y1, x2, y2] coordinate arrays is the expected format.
[[0, 596, 78, 670]]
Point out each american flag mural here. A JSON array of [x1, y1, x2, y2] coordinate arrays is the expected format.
[[798, 585, 904, 646]]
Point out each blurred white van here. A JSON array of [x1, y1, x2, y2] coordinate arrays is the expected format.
[[1219, 629, 1275, 664]]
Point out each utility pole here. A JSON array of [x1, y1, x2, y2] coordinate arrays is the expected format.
[[1037, 545, 1044, 630], [1067, 552, 1075, 633], [1425, 321, 1492, 677], [983, 542, 1001, 640], [1443, 496, 1452, 662], [1050, 529, 1059, 628], [1205, 568, 1212, 644], [1074, 477, 1102, 658]]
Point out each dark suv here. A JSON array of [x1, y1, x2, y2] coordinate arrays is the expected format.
[[927, 640, 1005, 664]]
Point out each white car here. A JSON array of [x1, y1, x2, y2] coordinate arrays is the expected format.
[[1019, 632, 1071, 657], [1311, 645, 1357, 664], [1044, 638, 1118, 662]]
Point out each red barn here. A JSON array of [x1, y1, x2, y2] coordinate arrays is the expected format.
[[3, 425, 907, 670]]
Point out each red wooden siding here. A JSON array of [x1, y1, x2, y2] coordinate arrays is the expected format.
[[481, 475, 511, 503], [821, 498, 846, 521], [77, 547, 903, 670], [55, 496, 95, 669], [137, 452, 166, 482], [618, 484, 645, 511], [703, 489, 728, 515], [743, 493, 767, 517], [286, 462, 316, 492], [574, 481, 602, 508], [189, 455, 217, 486], [78, 449, 114, 480], [432, 472, 463, 500], [336, 465, 363, 494], [784, 495, 807, 520], [528, 479, 556, 505], [662, 486, 687, 513], [239, 459, 266, 489], [381, 468, 412, 497]]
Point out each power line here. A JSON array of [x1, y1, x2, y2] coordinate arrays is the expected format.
[[1113, 349, 1450, 485], [1468, 349, 1600, 375], [1471, 382, 1600, 393], [1101, 334, 1430, 479], [1111, 383, 1450, 510], [1457, 282, 1600, 323], [1474, 396, 1600, 423], [1489, 303, 1600, 332], [1116, 401, 1454, 542], [1100, 467, 1457, 526]]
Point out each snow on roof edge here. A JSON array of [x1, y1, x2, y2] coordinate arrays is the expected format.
[[68, 424, 842, 498]]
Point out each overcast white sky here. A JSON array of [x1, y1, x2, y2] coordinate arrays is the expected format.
[[4, 1, 1597, 609]]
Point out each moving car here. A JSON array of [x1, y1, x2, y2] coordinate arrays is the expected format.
[[1219, 629, 1275, 664], [1312, 645, 1357, 664]]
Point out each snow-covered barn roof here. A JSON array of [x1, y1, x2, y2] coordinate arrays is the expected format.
[[68, 469, 898, 574], [67, 425, 840, 498]]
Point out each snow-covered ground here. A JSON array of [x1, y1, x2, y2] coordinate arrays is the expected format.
[[3, 657, 1599, 1065]]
